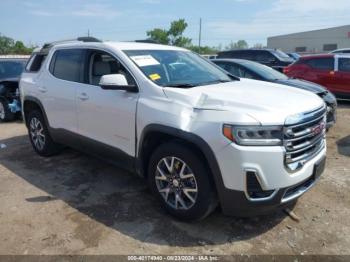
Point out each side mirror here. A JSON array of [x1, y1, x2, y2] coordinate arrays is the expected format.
[[99, 74, 138, 92]]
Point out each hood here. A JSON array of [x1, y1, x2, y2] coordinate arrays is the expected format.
[[0, 77, 19, 84], [163, 78, 324, 125], [274, 78, 326, 94]]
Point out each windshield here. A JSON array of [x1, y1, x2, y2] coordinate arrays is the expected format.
[[272, 50, 292, 60], [241, 60, 288, 80], [0, 60, 26, 79], [123, 50, 232, 87]]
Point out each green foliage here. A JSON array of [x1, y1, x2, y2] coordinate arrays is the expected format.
[[253, 43, 265, 49], [147, 19, 192, 48], [146, 20, 252, 56], [188, 45, 219, 55], [0, 34, 34, 55], [225, 40, 249, 50], [146, 28, 169, 45]]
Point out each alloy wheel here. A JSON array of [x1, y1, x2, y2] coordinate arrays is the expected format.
[[30, 117, 46, 150], [155, 156, 198, 210]]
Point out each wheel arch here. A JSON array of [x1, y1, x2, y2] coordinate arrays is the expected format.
[[137, 124, 226, 197], [23, 96, 49, 128]]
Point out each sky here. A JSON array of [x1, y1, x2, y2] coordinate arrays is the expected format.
[[1, 0, 350, 48]]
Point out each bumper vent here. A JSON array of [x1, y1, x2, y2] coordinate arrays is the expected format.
[[246, 171, 274, 199], [284, 107, 326, 171]]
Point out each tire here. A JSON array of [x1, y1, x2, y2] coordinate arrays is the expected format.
[[27, 110, 61, 157], [148, 142, 218, 221], [0, 98, 15, 122]]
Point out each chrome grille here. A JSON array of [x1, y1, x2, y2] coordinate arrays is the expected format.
[[284, 107, 326, 171]]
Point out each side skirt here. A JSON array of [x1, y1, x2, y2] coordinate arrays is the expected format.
[[49, 128, 136, 174]]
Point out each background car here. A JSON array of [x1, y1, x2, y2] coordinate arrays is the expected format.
[[0, 55, 29, 121], [284, 54, 350, 100], [287, 52, 301, 61], [216, 49, 294, 72], [330, 48, 350, 54], [212, 58, 337, 128]]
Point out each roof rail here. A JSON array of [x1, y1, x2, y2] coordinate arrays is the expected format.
[[134, 39, 159, 44], [42, 36, 102, 49]]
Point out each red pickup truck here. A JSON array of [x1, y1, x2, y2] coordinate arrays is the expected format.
[[284, 54, 350, 99]]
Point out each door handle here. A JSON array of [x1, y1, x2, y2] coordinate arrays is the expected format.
[[78, 93, 89, 101], [38, 86, 47, 93]]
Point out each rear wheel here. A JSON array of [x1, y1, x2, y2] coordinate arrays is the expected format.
[[148, 142, 217, 221], [27, 110, 61, 156], [0, 98, 15, 122]]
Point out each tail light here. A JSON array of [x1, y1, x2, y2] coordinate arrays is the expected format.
[[283, 67, 290, 74]]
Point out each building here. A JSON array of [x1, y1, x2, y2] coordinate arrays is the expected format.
[[267, 25, 350, 54]]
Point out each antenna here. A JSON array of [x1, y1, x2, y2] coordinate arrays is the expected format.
[[198, 18, 202, 52]]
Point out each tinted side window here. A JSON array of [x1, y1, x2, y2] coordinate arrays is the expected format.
[[339, 58, 350, 72], [26, 54, 47, 72], [240, 51, 254, 60], [307, 58, 334, 70], [218, 51, 240, 59], [88, 50, 136, 86], [216, 62, 242, 77], [50, 49, 84, 82], [255, 51, 274, 62]]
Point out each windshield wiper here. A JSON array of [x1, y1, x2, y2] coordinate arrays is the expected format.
[[198, 79, 232, 86], [166, 83, 197, 88]]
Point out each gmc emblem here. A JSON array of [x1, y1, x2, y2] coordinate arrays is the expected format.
[[311, 122, 325, 136]]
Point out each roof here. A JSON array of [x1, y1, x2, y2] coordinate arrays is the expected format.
[[299, 53, 350, 60], [299, 54, 335, 60], [44, 40, 186, 52], [219, 49, 276, 53], [268, 24, 350, 39]]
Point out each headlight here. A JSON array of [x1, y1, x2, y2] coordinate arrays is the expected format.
[[223, 125, 283, 146]]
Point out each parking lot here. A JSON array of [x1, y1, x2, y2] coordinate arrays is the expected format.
[[0, 103, 349, 255]]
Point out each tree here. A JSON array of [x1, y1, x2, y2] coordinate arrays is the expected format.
[[188, 45, 219, 54], [147, 19, 192, 48], [253, 43, 265, 49], [0, 35, 14, 54], [0, 34, 34, 55], [146, 28, 169, 45], [225, 40, 248, 50]]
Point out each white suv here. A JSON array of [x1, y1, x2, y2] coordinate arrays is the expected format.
[[20, 37, 327, 220]]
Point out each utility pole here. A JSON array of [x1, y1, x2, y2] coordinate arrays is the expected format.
[[87, 29, 90, 37], [198, 18, 202, 52]]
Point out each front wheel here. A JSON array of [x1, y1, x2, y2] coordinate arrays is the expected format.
[[148, 142, 217, 221]]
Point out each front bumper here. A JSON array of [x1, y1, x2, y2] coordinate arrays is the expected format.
[[214, 138, 326, 216], [218, 155, 326, 217], [323, 92, 337, 129]]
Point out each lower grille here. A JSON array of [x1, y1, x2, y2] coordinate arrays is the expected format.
[[282, 174, 315, 203], [284, 107, 326, 171]]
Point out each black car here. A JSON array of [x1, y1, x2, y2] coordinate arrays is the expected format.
[[0, 56, 28, 121], [212, 58, 337, 129], [217, 49, 294, 72]]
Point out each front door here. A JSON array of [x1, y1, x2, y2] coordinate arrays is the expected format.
[[76, 49, 139, 158]]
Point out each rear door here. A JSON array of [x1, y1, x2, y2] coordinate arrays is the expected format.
[[334, 57, 350, 95], [42, 48, 85, 132], [303, 57, 336, 92]]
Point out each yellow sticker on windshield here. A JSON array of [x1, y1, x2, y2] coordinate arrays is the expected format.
[[149, 73, 161, 81]]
